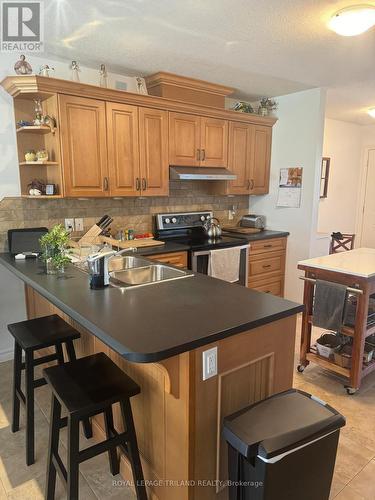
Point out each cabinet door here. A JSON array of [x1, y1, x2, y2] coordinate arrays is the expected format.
[[107, 102, 140, 197], [169, 112, 200, 166], [59, 95, 109, 197], [250, 125, 272, 195], [200, 117, 228, 167], [139, 107, 169, 196], [227, 122, 253, 194]]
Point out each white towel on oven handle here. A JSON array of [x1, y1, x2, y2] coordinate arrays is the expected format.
[[208, 245, 249, 283]]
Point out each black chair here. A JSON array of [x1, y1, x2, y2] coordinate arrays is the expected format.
[[8, 314, 92, 466], [43, 352, 147, 500]]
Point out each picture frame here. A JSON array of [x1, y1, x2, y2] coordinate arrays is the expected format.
[[45, 184, 56, 196], [320, 157, 330, 199]]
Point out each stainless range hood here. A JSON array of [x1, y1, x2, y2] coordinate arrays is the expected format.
[[169, 166, 237, 181]]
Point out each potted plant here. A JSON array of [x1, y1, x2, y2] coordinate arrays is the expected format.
[[39, 224, 71, 274], [258, 97, 278, 116]]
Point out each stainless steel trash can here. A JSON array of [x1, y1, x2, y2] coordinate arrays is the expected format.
[[223, 389, 345, 500]]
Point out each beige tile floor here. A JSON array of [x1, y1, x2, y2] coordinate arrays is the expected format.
[[0, 318, 374, 499]]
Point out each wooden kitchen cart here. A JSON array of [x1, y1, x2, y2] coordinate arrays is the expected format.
[[298, 249, 375, 394]]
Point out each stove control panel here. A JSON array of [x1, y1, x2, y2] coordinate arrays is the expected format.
[[156, 211, 213, 230]]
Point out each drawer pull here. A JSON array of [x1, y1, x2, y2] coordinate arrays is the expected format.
[[265, 290, 271, 294], [264, 244, 273, 248], [263, 264, 272, 269]]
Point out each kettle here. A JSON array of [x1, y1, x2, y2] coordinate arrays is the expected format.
[[204, 217, 222, 239]]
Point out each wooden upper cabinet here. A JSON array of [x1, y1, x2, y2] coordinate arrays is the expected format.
[[139, 107, 168, 196], [59, 95, 109, 197], [200, 117, 228, 167], [250, 125, 272, 195], [106, 102, 140, 197], [227, 122, 252, 195], [227, 122, 272, 195], [169, 112, 228, 167], [169, 112, 200, 166]]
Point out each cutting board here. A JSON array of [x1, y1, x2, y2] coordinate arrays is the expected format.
[[100, 236, 165, 249], [222, 226, 262, 234]]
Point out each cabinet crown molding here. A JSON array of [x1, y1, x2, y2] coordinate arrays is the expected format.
[[1, 75, 277, 126]]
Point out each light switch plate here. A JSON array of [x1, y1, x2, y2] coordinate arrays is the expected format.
[[202, 347, 218, 380]]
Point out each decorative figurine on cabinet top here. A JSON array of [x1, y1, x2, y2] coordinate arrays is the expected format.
[[135, 77, 148, 95], [39, 65, 54, 77], [70, 60, 80, 82], [14, 55, 32, 75], [99, 64, 108, 88]]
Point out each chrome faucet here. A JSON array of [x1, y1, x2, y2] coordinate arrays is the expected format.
[[87, 247, 137, 289]]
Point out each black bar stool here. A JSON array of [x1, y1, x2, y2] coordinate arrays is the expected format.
[[8, 314, 93, 466], [43, 352, 147, 500]]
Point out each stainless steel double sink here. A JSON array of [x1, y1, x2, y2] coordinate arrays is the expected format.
[[109, 255, 193, 288]]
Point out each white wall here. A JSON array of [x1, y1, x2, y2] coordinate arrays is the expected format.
[[0, 54, 135, 361], [251, 88, 326, 303], [318, 119, 362, 234]]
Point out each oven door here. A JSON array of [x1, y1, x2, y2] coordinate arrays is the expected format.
[[191, 247, 249, 286]]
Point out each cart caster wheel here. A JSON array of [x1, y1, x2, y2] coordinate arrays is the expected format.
[[346, 387, 357, 395], [297, 365, 306, 373]]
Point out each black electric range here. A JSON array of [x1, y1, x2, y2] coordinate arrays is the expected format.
[[154, 211, 247, 251], [154, 211, 249, 284]]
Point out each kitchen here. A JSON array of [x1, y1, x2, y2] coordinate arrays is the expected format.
[[1, 2, 375, 500]]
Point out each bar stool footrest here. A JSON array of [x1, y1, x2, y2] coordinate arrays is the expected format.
[[78, 431, 129, 463]]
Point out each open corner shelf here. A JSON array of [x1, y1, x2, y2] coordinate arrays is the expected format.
[[16, 125, 53, 134], [19, 161, 58, 166]]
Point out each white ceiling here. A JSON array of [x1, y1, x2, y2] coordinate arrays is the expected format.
[[44, 0, 375, 125]]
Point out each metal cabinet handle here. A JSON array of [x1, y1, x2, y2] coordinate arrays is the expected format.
[[250, 179, 254, 190], [247, 179, 251, 190], [196, 149, 200, 161], [264, 244, 273, 248], [136, 178, 140, 191], [103, 177, 109, 191], [262, 264, 272, 269], [201, 149, 206, 161], [142, 178, 147, 191]]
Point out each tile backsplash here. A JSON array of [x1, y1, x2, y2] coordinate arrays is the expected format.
[[0, 181, 249, 251]]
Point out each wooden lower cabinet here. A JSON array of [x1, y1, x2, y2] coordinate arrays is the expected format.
[[248, 237, 287, 297], [248, 276, 284, 297], [147, 251, 187, 268], [25, 285, 297, 500]]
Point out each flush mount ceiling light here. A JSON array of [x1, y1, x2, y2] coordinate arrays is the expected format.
[[328, 4, 375, 36], [368, 107, 375, 118]]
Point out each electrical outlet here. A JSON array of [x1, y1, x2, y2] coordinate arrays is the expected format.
[[75, 218, 84, 232], [202, 347, 218, 380], [228, 209, 234, 221], [64, 218, 74, 232]]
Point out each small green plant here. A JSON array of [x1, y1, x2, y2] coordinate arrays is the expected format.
[[39, 224, 71, 273]]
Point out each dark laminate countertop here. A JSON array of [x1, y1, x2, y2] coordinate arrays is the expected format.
[[0, 253, 302, 363], [222, 229, 290, 241]]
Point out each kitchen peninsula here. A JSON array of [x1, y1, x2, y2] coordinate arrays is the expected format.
[[0, 253, 302, 500]]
